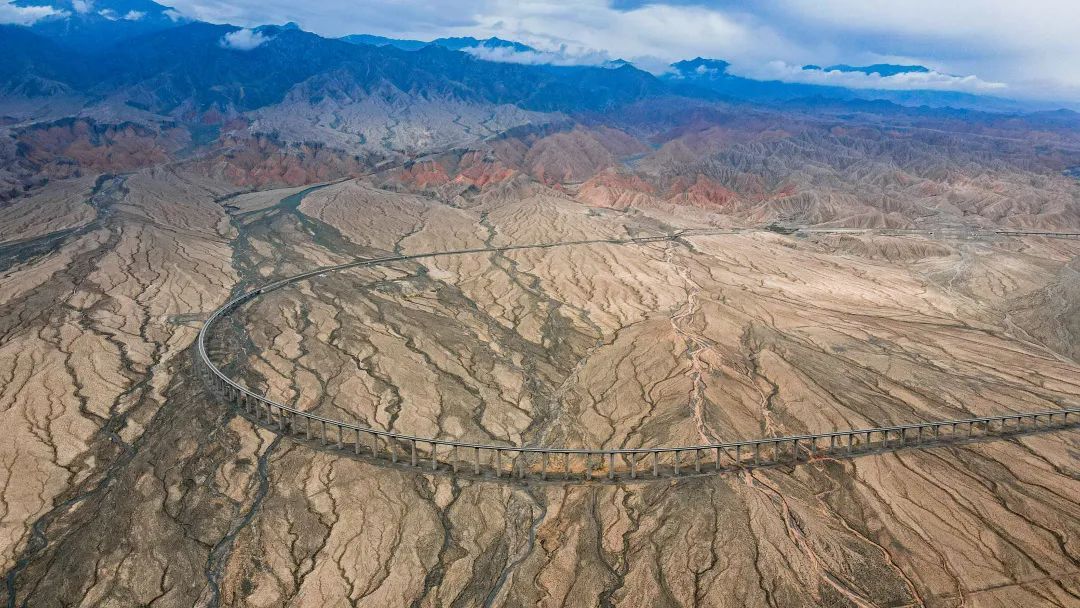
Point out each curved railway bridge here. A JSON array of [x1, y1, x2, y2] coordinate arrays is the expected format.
[[197, 230, 1080, 482]]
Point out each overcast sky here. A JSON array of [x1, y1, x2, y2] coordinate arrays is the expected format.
[[8, 0, 1080, 102]]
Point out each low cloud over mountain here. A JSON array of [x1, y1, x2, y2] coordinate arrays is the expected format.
[[151, 0, 1080, 104], [219, 26, 269, 50], [0, 1, 67, 25], [2, 0, 186, 49], [748, 61, 1008, 94]]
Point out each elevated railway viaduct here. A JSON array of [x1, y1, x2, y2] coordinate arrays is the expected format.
[[196, 229, 1080, 482]]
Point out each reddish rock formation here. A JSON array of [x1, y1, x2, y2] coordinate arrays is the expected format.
[[197, 135, 376, 188], [666, 174, 738, 208], [524, 126, 648, 184], [15, 118, 183, 178], [576, 170, 655, 209]]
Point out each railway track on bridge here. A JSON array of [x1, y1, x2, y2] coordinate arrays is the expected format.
[[196, 229, 1080, 482]]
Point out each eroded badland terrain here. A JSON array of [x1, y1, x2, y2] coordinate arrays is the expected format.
[[3, 31, 1080, 607]]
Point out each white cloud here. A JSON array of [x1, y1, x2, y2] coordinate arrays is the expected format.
[[220, 28, 271, 50], [124, 10, 145, 21], [71, 0, 92, 14], [163, 9, 184, 22], [457, 1, 795, 72], [462, 44, 614, 67], [741, 61, 1007, 94], [747, 0, 1080, 100], [0, 1, 67, 25]]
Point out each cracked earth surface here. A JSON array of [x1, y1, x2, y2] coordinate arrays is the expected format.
[[1, 171, 1078, 607]]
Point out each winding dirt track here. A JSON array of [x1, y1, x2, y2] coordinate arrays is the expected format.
[[197, 229, 1080, 482]]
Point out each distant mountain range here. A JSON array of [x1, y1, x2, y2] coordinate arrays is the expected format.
[[1, 0, 1076, 118], [11, 0, 184, 50], [343, 35, 1064, 114], [663, 58, 1041, 113], [1, 20, 674, 115]]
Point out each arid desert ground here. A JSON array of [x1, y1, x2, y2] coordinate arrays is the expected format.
[[2, 131, 1078, 605]]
